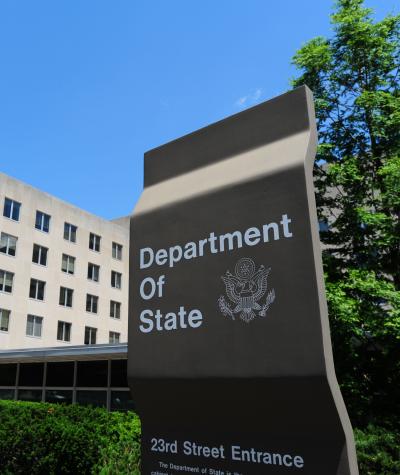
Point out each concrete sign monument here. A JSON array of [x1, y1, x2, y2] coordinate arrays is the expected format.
[[128, 86, 358, 475]]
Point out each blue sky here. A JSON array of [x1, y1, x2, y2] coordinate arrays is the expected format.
[[0, 1, 397, 219]]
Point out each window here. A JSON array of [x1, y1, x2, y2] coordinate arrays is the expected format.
[[87, 263, 100, 282], [3, 198, 21, 221], [61, 254, 75, 275], [26, 315, 43, 337], [29, 278, 45, 301], [59, 287, 73, 307], [112, 242, 123, 260], [0, 388, 14, 400], [109, 331, 120, 344], [77, 360, 107, 387], [46, 390, 72, 405], [18, 389, 42, 402], [86, 294, 98, 314], [64, 222, 77, 242], [57, 321, 71, 342], [46, 362, 74, 387], [0, 270, 13, 293], [0, 233, 17, 257], [0, 363, 16, 386], [89, 233, 101, 252], [111, 271, 122, 289], [110, 300, 121, 319], [0, 309, 10, 332], [110, 391, 135, 411], [76, 390, 106, 407], [84, 326, 97, 345], [19, 363, 44, 386], [32, 244, 48, 266], [111, 360, 127, 387], [35, 211, 51, 232]]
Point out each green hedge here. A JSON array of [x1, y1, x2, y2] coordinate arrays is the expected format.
[[0, 400, 399, 474], [355, 425, 400, 475], [0, 400, 140, 474]]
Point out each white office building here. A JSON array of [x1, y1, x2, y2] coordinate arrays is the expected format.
[[0, 172, 129, 349]]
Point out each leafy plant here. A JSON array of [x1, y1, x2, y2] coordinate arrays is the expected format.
[[0, 400, 140, 475], [292, 0, 400, 428], [355, 425, 400, 474]]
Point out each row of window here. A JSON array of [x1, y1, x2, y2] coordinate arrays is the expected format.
[[1, 268, 122, 297], [1, 266, 122, 297], [0, 309, 120, 344], [0, 360, 128, 388], [1, 275, 121, 317], [0, 360, 133, 411], [1, 236, 123, 286], [3, 198, 124, 258]]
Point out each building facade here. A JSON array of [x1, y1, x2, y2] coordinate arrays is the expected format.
[[0, 172, 129, 349]]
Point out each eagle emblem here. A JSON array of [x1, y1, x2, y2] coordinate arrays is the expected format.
[[218, 257, 275, 323]]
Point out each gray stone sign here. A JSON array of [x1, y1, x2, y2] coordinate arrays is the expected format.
[[128, 86, 359, 474]]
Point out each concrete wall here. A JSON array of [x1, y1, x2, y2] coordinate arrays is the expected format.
[[0, 172, 129, 349]]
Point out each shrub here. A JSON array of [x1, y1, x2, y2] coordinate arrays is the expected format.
[[0, 400, 140, 475], [355, 425, 400, 475], [93, 411, 141, 474]]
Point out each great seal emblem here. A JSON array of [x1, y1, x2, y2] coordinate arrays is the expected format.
[[218, 257, 275, 323]]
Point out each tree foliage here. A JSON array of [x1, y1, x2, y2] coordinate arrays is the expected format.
[[292, 0, 400, 427]]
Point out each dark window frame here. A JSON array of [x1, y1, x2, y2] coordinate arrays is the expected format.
[[57, 321, 71, 342], [84, 326, 97, 345], [89, 233, 101, 252], [0, 308, 10, 332], [112, 242, 123, 260], [32, 244, 48, 266], [0, 232, 17, 257], [29, 278, 46, 301], [61, 254, 75, 275], [3, 197, 21, 221], [0, 269, 14, 293], [59, 287, 73, 308], [111, 271, 122, 289], [110, 300, 121, 319], [64, 222, 77, 242], [87, 263, 100, 282], [86, 294, 98, 314], [35, 210, 51, 233]]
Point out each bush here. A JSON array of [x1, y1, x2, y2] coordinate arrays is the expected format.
[[355, 425, 400, 475], [0, 400, 140, 475], [93, 412, 141, 475]]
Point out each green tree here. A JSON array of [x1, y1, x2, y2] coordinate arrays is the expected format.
[[292, 0, 400, 427]]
